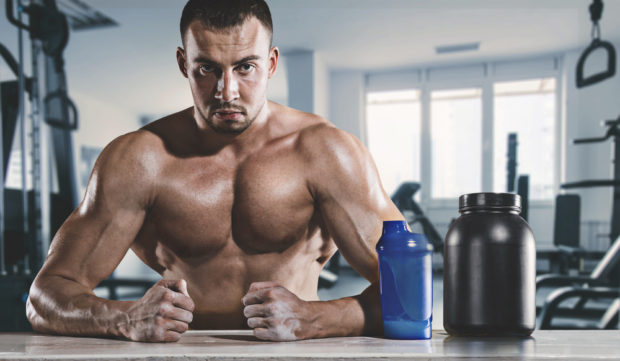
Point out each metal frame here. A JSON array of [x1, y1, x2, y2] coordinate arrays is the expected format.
[[0, 60, 5, 276], [536, 234, 620, 329], [538, 286, 619, 329]]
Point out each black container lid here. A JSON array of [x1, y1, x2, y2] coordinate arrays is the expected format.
[[459, 192, 521, 213]]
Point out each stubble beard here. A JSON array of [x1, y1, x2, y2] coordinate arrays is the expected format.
[[198, 103, 254, 135]]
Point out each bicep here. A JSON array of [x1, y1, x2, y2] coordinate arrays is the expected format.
[[310, 129, 403, 282], [38, 135, 153, 290]]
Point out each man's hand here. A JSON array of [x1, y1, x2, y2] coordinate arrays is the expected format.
[[242, 282, 318, 341], [116, 279, 195, 342]]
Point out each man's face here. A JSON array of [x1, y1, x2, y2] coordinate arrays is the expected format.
[[178, 17, 278, 134]]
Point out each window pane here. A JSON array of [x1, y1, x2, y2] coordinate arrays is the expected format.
[[493, 78, 556, 200], [430, 88, 482, 199], [366, 90, 421, 196]]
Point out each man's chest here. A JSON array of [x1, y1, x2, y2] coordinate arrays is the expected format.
[[142, 146, 318, 257]]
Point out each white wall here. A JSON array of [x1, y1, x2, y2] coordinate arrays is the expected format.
[[313, 53, 329, 119], [268, 55, 288, 106], [328, 71, 365, 141], [285, 50, 329, 117], [285, 51, 314, 114]]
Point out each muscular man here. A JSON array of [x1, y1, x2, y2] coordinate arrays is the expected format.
[[26, 0, 404, 342]]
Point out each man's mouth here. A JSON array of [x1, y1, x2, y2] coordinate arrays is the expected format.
[[213, 109, 244, 121]]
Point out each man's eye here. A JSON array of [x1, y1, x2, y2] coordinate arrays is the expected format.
[[199, 65, 214, 73], [237, 64, 254, 73]]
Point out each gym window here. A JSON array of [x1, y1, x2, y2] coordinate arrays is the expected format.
[[430, 88, 483, 199], [493, 78, 557, 200], [365, 90, 421, 196], [364, 57, 560, 207]]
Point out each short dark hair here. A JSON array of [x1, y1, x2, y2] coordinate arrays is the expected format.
[[180, 0, 273, 46]]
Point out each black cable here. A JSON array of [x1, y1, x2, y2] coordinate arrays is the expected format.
[[0, 43, 19, 77]]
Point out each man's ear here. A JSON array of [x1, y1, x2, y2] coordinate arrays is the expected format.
[[267, 46, 279, 79], [177, 47, 188, 78]]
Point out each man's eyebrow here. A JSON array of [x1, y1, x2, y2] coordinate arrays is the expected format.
[[233, 55, 261, 65], [193, 55, 261, 66], [193, 56, 219, 65]]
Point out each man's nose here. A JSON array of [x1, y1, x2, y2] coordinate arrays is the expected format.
[[215, 71, 239, 103]]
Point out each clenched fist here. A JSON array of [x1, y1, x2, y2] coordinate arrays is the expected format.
[[116, 279, 195, 342], [242, 282, 317, 341]]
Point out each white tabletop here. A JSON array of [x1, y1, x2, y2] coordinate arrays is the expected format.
[[0, 330, 618, 360]]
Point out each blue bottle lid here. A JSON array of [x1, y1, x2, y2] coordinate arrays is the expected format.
[[377, 220, 433, 253]]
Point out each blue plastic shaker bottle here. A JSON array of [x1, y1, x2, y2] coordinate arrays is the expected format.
[[376, 220, 433, 339]]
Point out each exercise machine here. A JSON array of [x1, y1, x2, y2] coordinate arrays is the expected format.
[[1, 0, 116, 331], [390, 182, 443, 252], [505, 132, 530, 221], [562, 116, 620, 252], [539, 118, 620, 276], [536, 234, 620, 329]]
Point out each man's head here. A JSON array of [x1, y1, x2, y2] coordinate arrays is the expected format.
[[180, 0, 273, 48], [177, 0, 278, 135]]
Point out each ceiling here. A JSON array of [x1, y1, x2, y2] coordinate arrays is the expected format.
[[267, 0, 620, 70], [3, 0, 620, 116], [78, 0, 620, 71]]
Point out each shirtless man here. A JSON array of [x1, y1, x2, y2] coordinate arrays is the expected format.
[[26, 0, 405, 342]]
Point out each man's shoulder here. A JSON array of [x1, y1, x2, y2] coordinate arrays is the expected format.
[[105, 129, 165, 161], [107, 107, 193, 162], [296, 119, 363, 161], [96, 127, 169, 182]]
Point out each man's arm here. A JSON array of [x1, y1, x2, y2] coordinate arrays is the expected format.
[[242, 124, 403, 340], [27, 132, 194, 342]]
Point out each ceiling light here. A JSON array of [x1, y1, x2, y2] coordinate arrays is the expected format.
[[435, 42, 480, 55]]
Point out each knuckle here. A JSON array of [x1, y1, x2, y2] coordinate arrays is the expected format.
[[244, 305, 258, 317], [247, 317, 257, 328], [157, 303, 170, 315], [177, 322, 189, 333], [154, 315, 166, 327], [246, 319, 253, 328], [186, 296, 196, 311], [183, 310, 193, 323], [153, 327, 166, 341], [162, 290, 174, 302]]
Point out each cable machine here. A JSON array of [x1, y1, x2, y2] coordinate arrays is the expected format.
[[0, 0, 116, 331]]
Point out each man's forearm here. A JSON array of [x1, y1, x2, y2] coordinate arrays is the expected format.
[[308, 282, 382, 338], [27, 275, 132, 338]]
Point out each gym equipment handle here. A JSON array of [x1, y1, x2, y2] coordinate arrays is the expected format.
[[6, 0, 29, 31], [576, 39, 617, 88], [573, 115, 620, 144], [561, 180, 620, 189], [574, 134, 609, 144], [43, 91, 79, 131]]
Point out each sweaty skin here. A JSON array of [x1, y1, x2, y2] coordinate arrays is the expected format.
[[26, 17, 404, 342]]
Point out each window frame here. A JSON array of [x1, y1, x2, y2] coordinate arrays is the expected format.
[[422, 80, 486, 208], [365, 89, 423, 196], [363, 57, 562, 210]]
